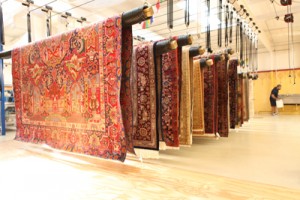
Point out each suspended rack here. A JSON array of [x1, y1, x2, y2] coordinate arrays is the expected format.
[[0, 5, 154, 136], [0, 5, 153, 60]]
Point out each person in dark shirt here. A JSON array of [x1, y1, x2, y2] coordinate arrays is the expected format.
[[270, 84, 281, 115]]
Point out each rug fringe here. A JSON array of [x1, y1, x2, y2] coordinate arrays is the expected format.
[[159, 141, 167, 150], [180, 144, 192, 147], [166, 146, 180, 150], [134, 149, 160, 159]]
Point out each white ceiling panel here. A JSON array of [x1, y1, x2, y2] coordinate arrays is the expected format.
[[0, 0, 299, 52]]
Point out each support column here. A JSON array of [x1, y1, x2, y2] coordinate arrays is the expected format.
[[0, 44, 6, 136]]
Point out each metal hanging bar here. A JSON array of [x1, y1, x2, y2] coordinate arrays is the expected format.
[[19, 0, 90, 28], [200, 58, 214, 68], [217, 0, 223, 48], [51, 0, 95, 17], [155, 38, 178, 56], [177, 34, 192, 47], [189, 46, 205, 57], [29, 0, 57, 12], [122, 5, 153, 27], [167, 0, 174, 29], [0, 5, 154, 59]]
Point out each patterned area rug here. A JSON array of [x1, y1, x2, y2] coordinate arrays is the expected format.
[[179, 46, 192, 145], [154, 45, 163, 143], [132, 42, 158, 150], [228, 59, 238, 129], [192, 59, 205, 136], [214, 57, 219, 135], [177, 47, 183, 131], [217, 58, 229, 137], [161, 49, 180, 147], [203, 55, 218, 134], [120, 26, 135, 154], [243, 77, 250, 122], [237, 74, 244, 126], [12, 16, 127, 161]]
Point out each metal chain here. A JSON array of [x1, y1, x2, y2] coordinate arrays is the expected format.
[[225, 5, 229, 47], [217, 0, 222, 47]]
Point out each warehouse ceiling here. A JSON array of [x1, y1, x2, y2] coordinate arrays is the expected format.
[[1, 0, 300, 53]]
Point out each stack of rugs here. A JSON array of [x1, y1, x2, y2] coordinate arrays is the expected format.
[[12, 16, 249, 162]]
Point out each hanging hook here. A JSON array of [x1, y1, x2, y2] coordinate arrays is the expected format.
[[186, 27, 189, 36], [168, 28, 172, 40], [66, 18, 69, 28]]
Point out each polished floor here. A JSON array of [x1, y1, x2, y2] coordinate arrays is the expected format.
[[150, 114, 300, 190], [0, 114, 300, 199]]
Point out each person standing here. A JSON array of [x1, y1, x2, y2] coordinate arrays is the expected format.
[[270, 84, 282, 115]]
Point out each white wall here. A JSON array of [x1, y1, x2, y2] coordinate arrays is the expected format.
[[258, 43, 300, 71], [3, 63, 12, 86]]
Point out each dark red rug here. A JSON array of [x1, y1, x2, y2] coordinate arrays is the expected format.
[[237, 74, 244, 126], [203, 55, 218, 134], [120, 26, 135, 154], [161, 49, 180, 147], [217, 58, 229, 137], [132, 42, 158, 150], [228, 59, 238, 129]]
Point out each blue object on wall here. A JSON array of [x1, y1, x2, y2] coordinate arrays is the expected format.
[[0, 3, 6, 135], [0, 45, 5, 136]]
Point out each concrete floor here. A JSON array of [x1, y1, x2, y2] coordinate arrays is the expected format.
[[149, 114, 300, 190], [0, 114, 300, 199]]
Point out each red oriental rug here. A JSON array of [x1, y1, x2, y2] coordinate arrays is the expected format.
[[177, 47, 183, 128], [237, 74, 244, 126], [132, 42, 158, 150], [12, 16, 127, 161], [120, 26, 135, 154], [217, 57, 229, 137], [228, 59, 238, 129], [154, 45, 163, 143], [203, 56, 218, 134], [214, 57, 219, 135], [161, 49, 180, 147]]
